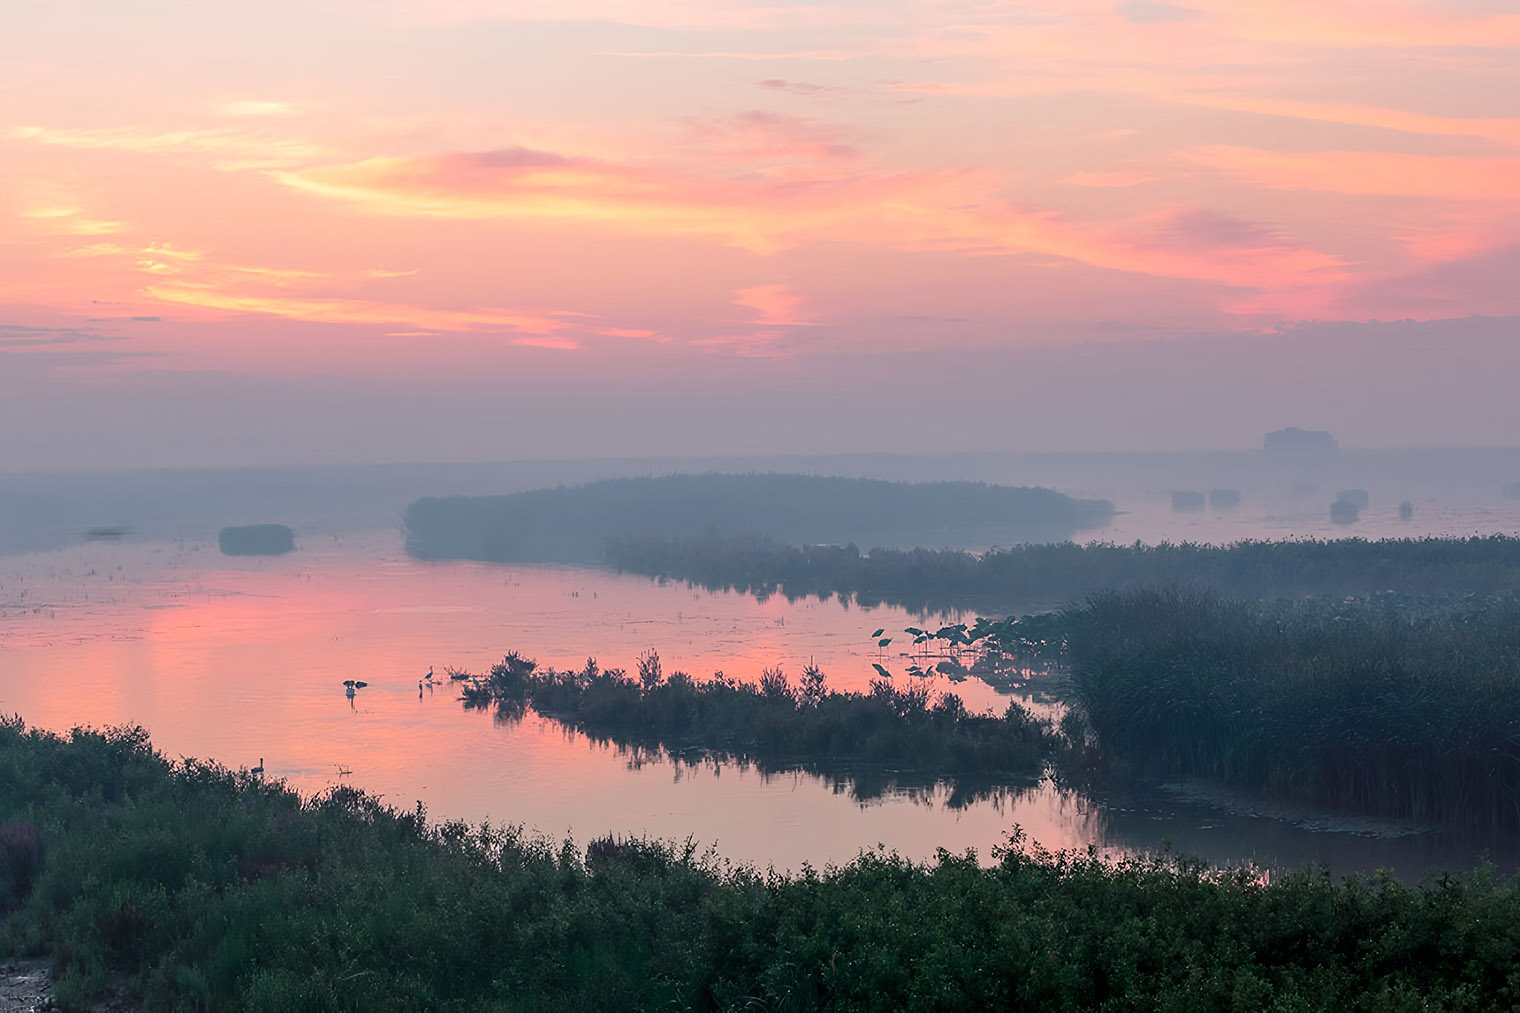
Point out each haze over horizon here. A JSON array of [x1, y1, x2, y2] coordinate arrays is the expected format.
[[4, 1, 1519, 470]]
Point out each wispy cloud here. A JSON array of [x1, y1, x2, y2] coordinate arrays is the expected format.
[[1185, 146, 1520, 200], [11, 124, 327, 168], [143, 283, 575, 334], [734, 284, 813, 326], [684, 111, 860, 163], [1115, 1, 1201, 25], [758, 79, 843, 97], [275, 145, 1350, 304], [0, 323, 125, 350], [513, 336, 580, 350]]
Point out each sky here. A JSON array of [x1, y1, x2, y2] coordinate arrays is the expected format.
[[3, 0, 1519, 469]]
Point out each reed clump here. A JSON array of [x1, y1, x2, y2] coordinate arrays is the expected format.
[[1065, 588, 1520, 825]]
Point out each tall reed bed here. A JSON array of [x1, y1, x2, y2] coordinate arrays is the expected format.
[[1065, 588, 1520, 825]]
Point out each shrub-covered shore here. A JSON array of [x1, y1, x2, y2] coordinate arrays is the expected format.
[[9, 717, 1520, 1010], [605, 531, 1520, 611]]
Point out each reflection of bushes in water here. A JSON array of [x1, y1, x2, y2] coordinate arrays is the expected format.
[[10, 717, 1520, 1009], [607, 531, 1520, 612], [461, 651, 1059, 802], [1065, 587, 1520, 826]]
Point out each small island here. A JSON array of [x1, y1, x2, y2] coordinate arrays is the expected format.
[[1170, 491, 1206, 512], [404, 474, 1115, 564], [1208, 489, 1241, 509], [1264, 427, 1337, 452], [218, 524, 295, 556]]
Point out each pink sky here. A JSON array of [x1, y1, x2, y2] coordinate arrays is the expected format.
[[3, 0, 1519, 467]]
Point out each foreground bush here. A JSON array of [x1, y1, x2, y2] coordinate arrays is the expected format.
[[7, 717, 1520, 1009]]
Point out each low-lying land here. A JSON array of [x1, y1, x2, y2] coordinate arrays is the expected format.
[[8, 718, 1520, 1010], [403, 473, 1113, 563], [461, 652, 1059, 805], [606, 531, 1520, 610]]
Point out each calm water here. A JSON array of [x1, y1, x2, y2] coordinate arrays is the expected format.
[[5, 473, 1520, 879]]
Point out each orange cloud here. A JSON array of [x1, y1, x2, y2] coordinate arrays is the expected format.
[[597, 327, 666, 340], [513, 336, 580, 351], [144, 283, 573, 334], [276, 146, 1349, 302], [11, 124, 327, 169]]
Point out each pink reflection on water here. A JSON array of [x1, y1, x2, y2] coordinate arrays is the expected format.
[[0, 531, 1067, 870]]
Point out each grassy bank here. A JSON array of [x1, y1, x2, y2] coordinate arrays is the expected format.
[[9, 718, 1520, 1009], [1062, 588, 1520, 825], [403, 474, 1112, 563], [605, 532, 1520, 610], [461, 652, 1057, 804]]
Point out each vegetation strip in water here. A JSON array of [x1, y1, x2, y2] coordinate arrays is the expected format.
[[605, 531, 1520, 610], [9, 719, 1520, 1009], [460, 652, 1059, 803], [403, 473, 1112, 564]]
